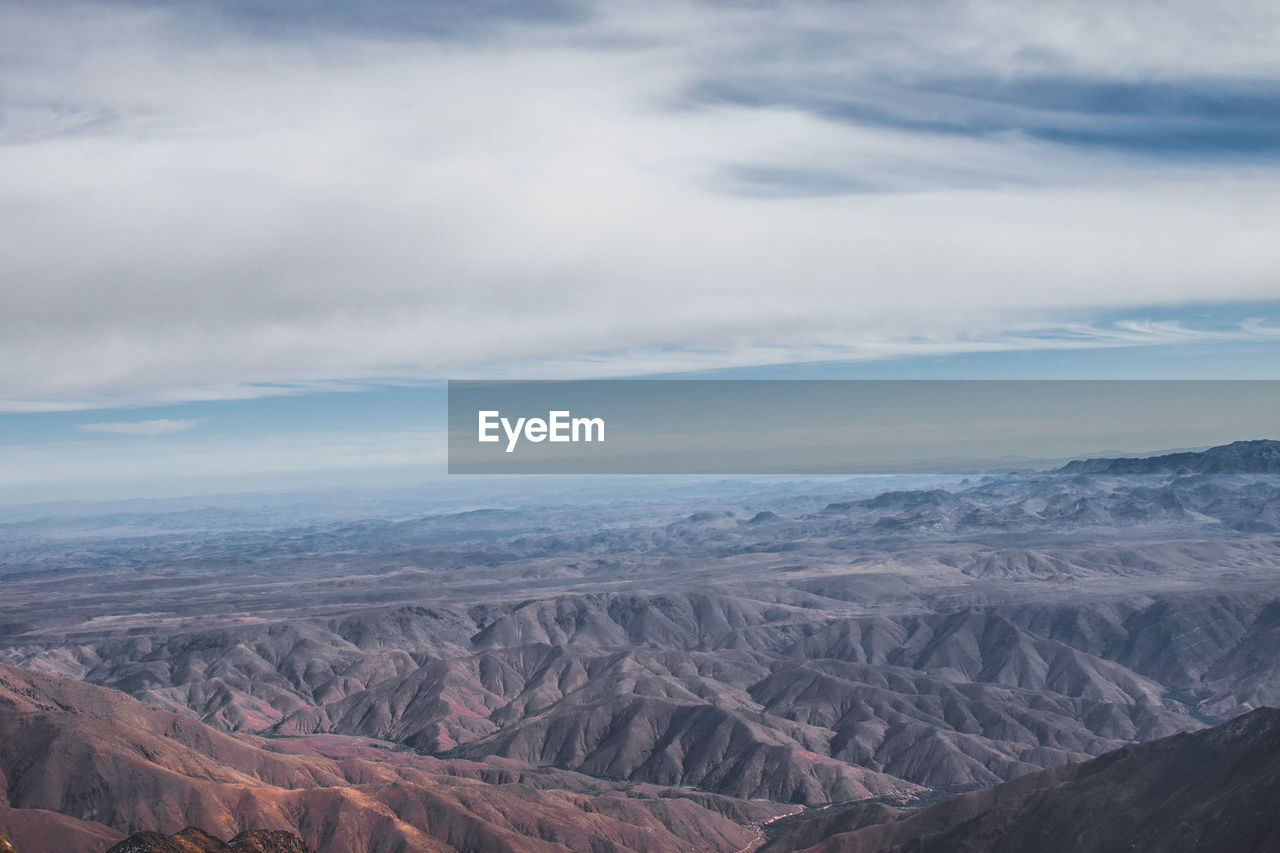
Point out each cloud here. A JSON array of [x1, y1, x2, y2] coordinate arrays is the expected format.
[[79, 418, 202, 436], [2, 0, 1280, 411], [120, 0, 591, 41]]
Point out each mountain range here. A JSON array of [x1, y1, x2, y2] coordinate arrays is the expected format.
[[1057, 439, 1280, 475], [0, 663, 782, 852], [2, 662, 1277, 852], [758, 705, 1280, 852], [3, 440, 1280, 849]]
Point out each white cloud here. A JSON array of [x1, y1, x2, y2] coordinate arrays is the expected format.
[[79, 418, 201, 436], [2, 1, 1280, 411]]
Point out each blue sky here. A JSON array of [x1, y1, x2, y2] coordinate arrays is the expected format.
[[2, 0, 1280, 501], [5, 329, 1280, 504]]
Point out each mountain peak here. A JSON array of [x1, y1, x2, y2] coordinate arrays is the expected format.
[[1056, 439, 1280, 475]]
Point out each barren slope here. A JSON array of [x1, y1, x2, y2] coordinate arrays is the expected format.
[[759, 706, 1280, 853], [0, 665, 785, 852]]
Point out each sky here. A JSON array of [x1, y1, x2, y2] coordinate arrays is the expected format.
[[3, 0, 1280, 502]]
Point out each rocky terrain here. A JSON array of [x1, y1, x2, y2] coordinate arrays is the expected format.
[[1058, 438, 1280, 476], [0, 664, 784, 852], [106, 828, 311, 853], [3, 441, 1280, 848], [757, 706, 1280, 852]]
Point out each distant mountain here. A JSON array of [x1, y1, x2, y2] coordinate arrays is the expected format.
[[1057, 439, 1280, 475], [760, 706, 1280, 853], [105, 828, 310, 853]]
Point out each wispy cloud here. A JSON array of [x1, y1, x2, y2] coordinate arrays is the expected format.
[[1, 1, 1279, 410], [79, 418, 201, 436]]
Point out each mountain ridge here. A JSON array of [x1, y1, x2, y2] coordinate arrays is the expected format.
[[0, 663, 783, 853], [759, 705, 1280, 853], [1056, 439, 1280, 475], [105, 827, 311, 853]]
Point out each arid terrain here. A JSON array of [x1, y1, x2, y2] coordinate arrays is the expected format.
[[757, 705, 1280, 852], [4, 441, 1280, 850]]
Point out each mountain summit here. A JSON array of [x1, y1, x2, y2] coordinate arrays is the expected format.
[[1056, 439, 1280, 475]]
